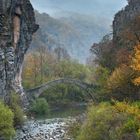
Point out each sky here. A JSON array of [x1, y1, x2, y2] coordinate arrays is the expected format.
[[30, 0, 127, 19]]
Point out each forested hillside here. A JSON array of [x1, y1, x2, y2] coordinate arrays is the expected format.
[[30, 11, 110, 63]]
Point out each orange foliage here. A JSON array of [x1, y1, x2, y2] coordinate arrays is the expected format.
[[107, 64, 133, 91], [132, 44, 140, 86]]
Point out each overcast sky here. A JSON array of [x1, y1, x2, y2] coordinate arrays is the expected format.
[[30, 0, 127, 19]]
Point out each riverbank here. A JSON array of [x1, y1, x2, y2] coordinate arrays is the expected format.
[[14, 104, 87, 140], [14, 117, 75, 140]]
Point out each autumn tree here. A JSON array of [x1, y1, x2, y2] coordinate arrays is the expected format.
[[90, 34, 115, 70], [132, 44, 140, 86], [35, 46, 49, 84], [22, 45, 59, 89], [76, 102, 140, 140], [22, 53, 40, 88]]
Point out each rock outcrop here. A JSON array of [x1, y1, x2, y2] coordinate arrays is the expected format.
[[113, 0, 140, 48], [0, 0, 38, 102]]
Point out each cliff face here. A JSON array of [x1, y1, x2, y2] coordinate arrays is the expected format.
[[0, 0, 38, 101], [113, 0, 140, 48]]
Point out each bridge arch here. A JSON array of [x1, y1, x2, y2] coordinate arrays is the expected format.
[[26, 78, 96, 101]]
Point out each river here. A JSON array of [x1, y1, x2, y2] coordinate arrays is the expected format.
[[14, 105, 86, 140]]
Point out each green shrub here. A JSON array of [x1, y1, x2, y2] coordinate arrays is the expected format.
[[0, 102, 15, 140], [122, 119, 139, 133], [9, 93, 25, 127], [132, 101, 140, 108], [75, 102, 140, 140], [30, 98, 49, 117]]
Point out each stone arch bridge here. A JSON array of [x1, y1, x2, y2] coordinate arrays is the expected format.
[[26, 78, 97, 102]]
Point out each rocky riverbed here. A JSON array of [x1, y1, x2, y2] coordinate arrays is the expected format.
[[14, 118, 75, 140]]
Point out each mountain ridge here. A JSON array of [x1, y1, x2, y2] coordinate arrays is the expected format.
[[31, 11, 111, 63]]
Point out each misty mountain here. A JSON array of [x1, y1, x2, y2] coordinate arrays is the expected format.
[[30, 11, 111, 63]]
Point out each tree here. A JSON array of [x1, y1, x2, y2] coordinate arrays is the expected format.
[[0, 102, 15, 140], [22, 53, 40, 88], [107, 65, 133, 91], [90, 34, 115, 70], [30, 98, 49, 117], [54, 47, 70, 61], [93, 66, 110, 86], [132, 44, 140, 86], [56, 60, 90, 80], [22, 47, 59, 89], [8, 93, 25, 127], [106, 65, 138, 100], [35, 46, 49, 84], [76, 102, 140, 140]]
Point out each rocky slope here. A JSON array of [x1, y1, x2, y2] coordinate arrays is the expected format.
[[113, 0, 140, 48], [0, 0, 38, 102]]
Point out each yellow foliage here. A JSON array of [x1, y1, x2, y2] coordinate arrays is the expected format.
[[76, 102, 140, 140], [115, 101, 140, 117], [132, 44, 140, 86], [133, 77, 140, 86], [107, 65, 133, 91], [22, 53, 39, 88], [132, 45, 140, 71]]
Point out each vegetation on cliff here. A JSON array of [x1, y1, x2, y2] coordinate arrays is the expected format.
[[0, 102, 15, 140]]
